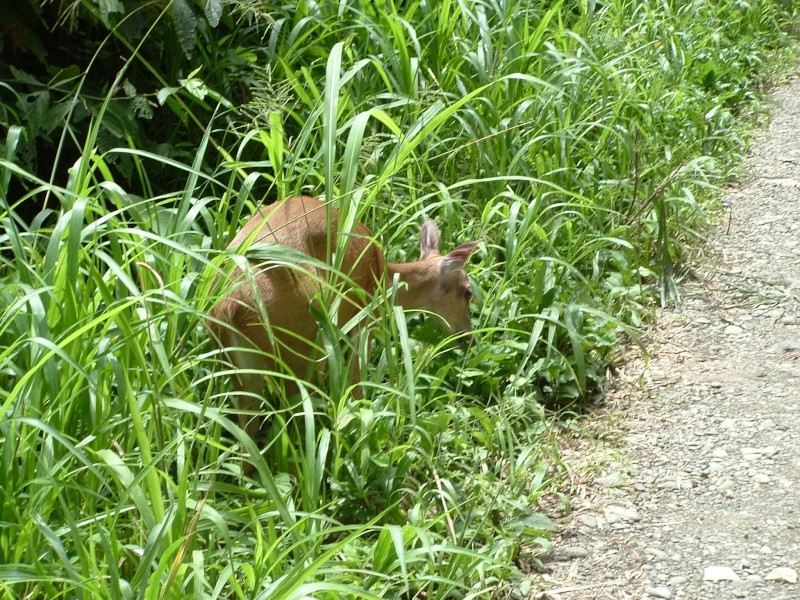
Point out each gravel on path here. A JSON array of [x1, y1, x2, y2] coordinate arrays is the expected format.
[[538, 75, 800, 600]]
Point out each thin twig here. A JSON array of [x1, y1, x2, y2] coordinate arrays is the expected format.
[[544, 580, 627, 594]]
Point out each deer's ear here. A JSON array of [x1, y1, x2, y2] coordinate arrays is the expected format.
[[441, 241, 480, 272], [420, 220, 441, 259]]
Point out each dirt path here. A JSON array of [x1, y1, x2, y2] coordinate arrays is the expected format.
[[540, 75, 800, 600]]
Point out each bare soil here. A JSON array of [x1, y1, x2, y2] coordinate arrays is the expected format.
[[538, 74, 800, 600]]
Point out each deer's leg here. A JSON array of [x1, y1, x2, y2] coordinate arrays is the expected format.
[[228, 345, 269, 441], [347, 326, 371, 400]]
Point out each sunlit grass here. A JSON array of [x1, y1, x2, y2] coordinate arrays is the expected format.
[[1, 0, 797, 596]]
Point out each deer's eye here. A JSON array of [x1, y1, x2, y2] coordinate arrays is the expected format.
[[464, 288, 473, 300]]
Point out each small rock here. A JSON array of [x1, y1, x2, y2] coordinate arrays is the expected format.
[[708, 462, 725, 474], [668, 576, 687, 585], [605, 504, 641, 522], [717, 478, 734, 491], [711, 448, 729, 458], [644, 547, 670, 561], [576, 514, 598, 528], [644, 585, 672, 598], [724, 324, 744, 335], [753, 473, 771, 483], [704, 566, 740, 581], [760, 545, 772, 554], [765, 567, 798, 583], [561, 546, 589, 559], [768, 340, 800, 353], [593, 475, 621, 487]]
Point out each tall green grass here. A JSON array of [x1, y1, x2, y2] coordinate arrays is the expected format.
[[1, 0, 797, 597]]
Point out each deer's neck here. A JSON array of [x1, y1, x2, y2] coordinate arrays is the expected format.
[[386, 261, 435, 309]]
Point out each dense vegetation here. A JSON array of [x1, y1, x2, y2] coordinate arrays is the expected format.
[[1, 0, 797, 597]]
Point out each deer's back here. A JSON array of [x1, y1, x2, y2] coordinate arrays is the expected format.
[[210, 197, 384, 368]]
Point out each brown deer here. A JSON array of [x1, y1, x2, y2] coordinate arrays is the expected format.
[[208, 195, 479, 439]]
